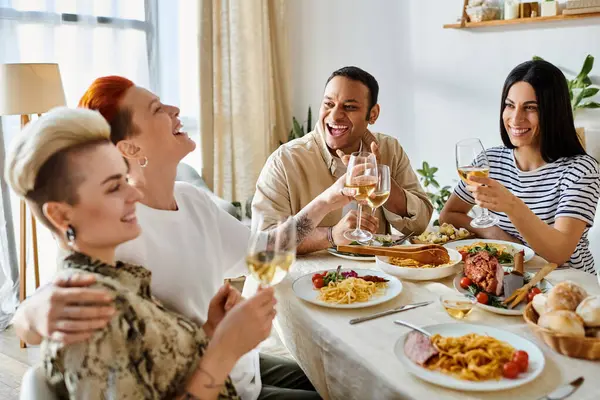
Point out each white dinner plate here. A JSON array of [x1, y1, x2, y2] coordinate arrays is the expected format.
[[444, 239, 535, 265], [453, 269, 553, 316], [327, 234, 406, 261], [292, 268, 402, 309], [376, 248, 463, 281], [327, 248, 375, 261], [394, 323, 545, 391]]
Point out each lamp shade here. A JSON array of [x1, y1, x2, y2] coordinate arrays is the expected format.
[[0, 63, 66, 116]]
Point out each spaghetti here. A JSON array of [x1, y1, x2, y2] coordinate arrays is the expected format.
[[389, 257, 448, 269], [426, 333, 515, 381], [318, 277, 387, 304]]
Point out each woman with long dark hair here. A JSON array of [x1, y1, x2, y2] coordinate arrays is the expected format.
[[440, 60, 600, 273]]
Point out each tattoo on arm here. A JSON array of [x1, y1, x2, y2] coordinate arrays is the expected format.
[[266, 213, 314, 248], [295, 214, 314, 244]]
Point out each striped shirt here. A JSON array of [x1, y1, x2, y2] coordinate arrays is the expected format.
[[455, 146, 600, 274]]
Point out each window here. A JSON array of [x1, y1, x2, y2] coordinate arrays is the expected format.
[[156, 0, 201, 173], [0, 0, 157, 294]]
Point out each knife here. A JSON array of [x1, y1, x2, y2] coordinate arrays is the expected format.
[[349, 301, 433, 325], [504, 250, 525, 300], [537, 376, 584, 400]]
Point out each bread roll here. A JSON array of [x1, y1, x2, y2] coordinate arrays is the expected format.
[[532, 293, 547, 315], [538, 310, 585, 337], [576, 295, 600, 327], [545, 281, 587, 312]]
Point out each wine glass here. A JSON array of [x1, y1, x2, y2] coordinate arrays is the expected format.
[[247, 215, 296, 286], [368, 164, 391, 216], [344, 152, 378, 242], [455, 138, 499, 229]]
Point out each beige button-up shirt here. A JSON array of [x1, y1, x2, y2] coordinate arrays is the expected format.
[[252, 126, 433, 235]]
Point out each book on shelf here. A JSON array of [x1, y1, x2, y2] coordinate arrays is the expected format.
[[563, 6, 600, 14], [567, 0, 600, 9]]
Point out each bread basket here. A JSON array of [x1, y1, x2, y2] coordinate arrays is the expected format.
[[523, 302, 600, 360]]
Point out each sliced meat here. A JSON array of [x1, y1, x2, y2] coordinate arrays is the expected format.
[[361, 275, 389, 283], [464, 251, 503, 296], [404, 331, 438, 366]]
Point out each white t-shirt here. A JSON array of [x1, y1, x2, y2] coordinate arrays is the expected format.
[[115, 182, 261, 400]]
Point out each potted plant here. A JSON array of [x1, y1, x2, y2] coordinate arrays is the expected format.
[[533, 55, 600, 148], [416, 161, 452, 226]]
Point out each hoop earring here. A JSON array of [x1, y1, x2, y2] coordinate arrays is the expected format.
[[66, 225, 76, 247], [139, 156, 148, 168]]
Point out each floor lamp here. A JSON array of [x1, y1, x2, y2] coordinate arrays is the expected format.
[[0, 63, 66, 348]]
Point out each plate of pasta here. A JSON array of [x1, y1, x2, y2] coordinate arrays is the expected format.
[[292, 268, 402, 309], [394, 323, 545, 391], [375, 248, 463, 281]]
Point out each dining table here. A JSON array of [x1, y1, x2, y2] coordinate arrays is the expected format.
[[273, 251, 600, 400]]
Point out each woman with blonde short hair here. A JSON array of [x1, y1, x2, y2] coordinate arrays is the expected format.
[[5, 107, 277, 399]]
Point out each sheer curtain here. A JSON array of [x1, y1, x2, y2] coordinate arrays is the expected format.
[[198, 0, 292, 202], [0, 0, 156, 329]]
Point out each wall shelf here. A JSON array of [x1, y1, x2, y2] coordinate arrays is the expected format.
[[444, 11, 600, 29]]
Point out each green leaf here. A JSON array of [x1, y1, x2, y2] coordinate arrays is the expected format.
[[576, 55, 594, 82], [580, 101, 600, 109], [573, 89, 586, 109], [430, 179, 440, 189], [423, 161, 430, 171], [582, 87, 600, 99], [292, 117, 303, 138], [532, 56, 544, 61], [430, 167, 439, 174], [416, 168, 425, 176]]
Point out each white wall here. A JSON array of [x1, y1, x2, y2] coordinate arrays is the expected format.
[[287, 0, 600, 187]]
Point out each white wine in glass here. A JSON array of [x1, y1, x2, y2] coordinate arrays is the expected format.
[[368, 164, 391, 214], [457, 166, 490, 185], [455, 138, 499, 229], [247, 216, 296, 286], [344, 152, 378, 242]]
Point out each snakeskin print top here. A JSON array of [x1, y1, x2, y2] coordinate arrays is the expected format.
[[42, 252, 239, 400]]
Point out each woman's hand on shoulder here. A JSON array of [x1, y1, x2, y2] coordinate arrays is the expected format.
[[15, 273, 115, 345]]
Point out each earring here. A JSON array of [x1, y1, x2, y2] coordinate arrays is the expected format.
[[139, 156, 148, 168], [66, 225, 76, 246]]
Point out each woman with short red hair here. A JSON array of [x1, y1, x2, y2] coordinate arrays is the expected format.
[[12, 76, 351, 399]]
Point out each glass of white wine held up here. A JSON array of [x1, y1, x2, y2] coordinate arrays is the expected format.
[[455, 138, 499, 229], [343, 152, 379, 242], [368, 164, 391, 215], [247, 215, 296, 286]]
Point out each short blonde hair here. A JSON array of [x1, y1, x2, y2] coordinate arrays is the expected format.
[[5, 107, 110, 197], [4, 107, 111, 230]]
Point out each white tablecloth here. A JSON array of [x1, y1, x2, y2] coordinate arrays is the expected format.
[[274, 252, 600, 400]]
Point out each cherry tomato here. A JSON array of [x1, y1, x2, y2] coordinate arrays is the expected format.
[[476, 292, 489, 305], [503, 361, 520, 379], [513, 350, 529, 373], [460, 277, 472, 289], [313, 276, 324, 289], [527, 287, 542, 302]]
